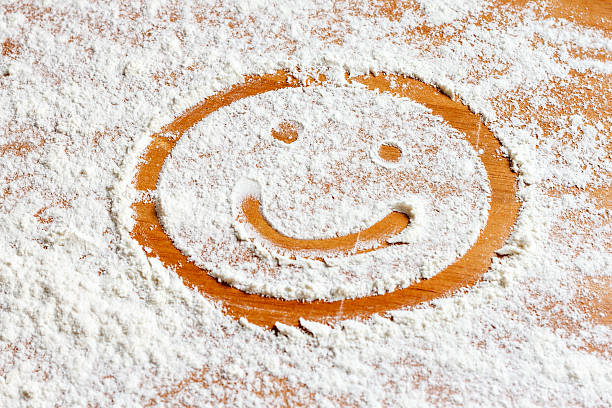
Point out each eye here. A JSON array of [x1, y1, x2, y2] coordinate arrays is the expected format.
[[271, 120, 301, 144], [378, 142, 402, 163]]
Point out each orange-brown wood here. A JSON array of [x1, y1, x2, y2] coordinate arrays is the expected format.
[[271, 121, 300, 144], [378, 143, 402, 162], [131, 71, 520, 328], [240, 196, 411, 260]]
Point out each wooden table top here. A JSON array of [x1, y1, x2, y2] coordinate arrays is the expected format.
[[2, 0, 609, 406]]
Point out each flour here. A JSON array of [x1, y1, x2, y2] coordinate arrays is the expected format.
[[0, 1, 611, 407]]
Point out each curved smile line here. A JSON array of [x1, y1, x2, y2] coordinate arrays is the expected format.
[[239, 196, 410, 260]]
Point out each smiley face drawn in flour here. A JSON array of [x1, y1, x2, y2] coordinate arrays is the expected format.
[[132, 72, 519, 328]]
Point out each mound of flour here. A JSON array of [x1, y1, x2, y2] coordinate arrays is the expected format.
[[157, 85, 490, 300]]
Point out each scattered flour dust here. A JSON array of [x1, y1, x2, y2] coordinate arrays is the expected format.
[[157, 85, 489, 301], [0, 1, 610, 407]]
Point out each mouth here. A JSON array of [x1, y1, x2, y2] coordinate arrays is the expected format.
[[233, 178, 411, 261]]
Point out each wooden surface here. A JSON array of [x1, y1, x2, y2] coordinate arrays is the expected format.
[[0, 0, 607, 405], [241, 196, 411, 260], [132, 72, 520, 328]]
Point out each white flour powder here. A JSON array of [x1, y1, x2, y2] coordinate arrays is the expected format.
[[0, 1, 610, 407]]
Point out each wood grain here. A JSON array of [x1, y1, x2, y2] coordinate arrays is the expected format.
[[131, 71, 519, 328]]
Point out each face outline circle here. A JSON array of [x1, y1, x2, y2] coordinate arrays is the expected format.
[[132, 71, 519, 328]]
